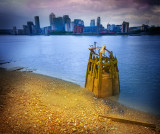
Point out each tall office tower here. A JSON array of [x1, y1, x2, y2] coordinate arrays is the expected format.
[[97, 17, 100, 26], [90, 19, 95, 26], [97, 17, 101, 33], [34, 16, 40, 29], [49, 13, 56, 26], [53, 17, 64, 31], [121, 21, 129, 33], [23, 25, 28, 34], [63, 15, 71, 32], [115, 25, 122, 32], [63, 15, 71, 24], [107, 24, 111, 31], [70, 22, 75, 32], [110, 24, 116, 31], [27, 21, 34, 34]]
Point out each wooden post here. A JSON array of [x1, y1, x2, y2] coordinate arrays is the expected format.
[[98, 115, 157, 130], [98, 53, 103, 97], [85, 52, 92, 88], [95, 58, 98, 79], [91, 56, 96, 91], [92, 56, 95, 76]]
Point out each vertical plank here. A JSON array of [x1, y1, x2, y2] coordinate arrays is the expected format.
[[98, 53, 103, 97], [85, 52, 92, 88]]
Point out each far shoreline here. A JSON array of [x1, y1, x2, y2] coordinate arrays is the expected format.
[[1, 32, 160, 36]]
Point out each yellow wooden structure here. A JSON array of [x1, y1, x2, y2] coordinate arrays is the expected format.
[[85, 44, 120, 97]]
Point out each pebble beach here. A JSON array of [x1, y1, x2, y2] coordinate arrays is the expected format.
[[0, 68, 159, 134]]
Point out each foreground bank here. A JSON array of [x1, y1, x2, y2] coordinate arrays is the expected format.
[[0, 68, 158, 133]]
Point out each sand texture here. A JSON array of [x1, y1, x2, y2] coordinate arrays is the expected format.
[[0, 68, 159, 134]]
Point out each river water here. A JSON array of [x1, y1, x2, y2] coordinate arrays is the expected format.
[[0, 35, 160, 116]]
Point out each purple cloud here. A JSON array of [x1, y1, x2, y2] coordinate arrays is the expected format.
[[0, 0, 159, 28]]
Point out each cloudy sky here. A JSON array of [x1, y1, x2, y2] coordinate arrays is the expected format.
[[0, 0, 160, 29]]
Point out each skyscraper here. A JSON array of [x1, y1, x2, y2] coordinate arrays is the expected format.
[[34, 16, 40, 29], [97, 17, 101, 33], [49, 13, 56, 26], [63, 15, 71, 24], [27, 21, 34, 34], [90, 19, 95, 26], [70, 22, 75, 32], [63, 15, 71, 32], [52, 17, 64, 31], [23, 25, 28, 34], [121, 21, 129, 33], [97, 17, 100, 26], [107, 24, 111, 31]]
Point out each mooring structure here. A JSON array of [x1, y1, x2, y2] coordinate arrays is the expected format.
[[85, 43, 120, 97]]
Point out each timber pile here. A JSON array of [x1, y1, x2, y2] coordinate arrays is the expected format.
[[85, 43, 120, 97], [98, 115, 160, 133]]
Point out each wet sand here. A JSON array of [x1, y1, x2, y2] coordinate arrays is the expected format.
[[0, 68, 159, 134]]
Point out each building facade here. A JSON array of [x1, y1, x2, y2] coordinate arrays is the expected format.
[[34, 16, 41, 34], [34, 16, 40, 29], [115, 25, 122, 32], [63, 15, 71, 32], [74, 19, 84, 26], [97, 17, 101, 33], [70, 22, 75, 32], [83, 26, 97, 34], [42, 26, 52, 35], [73, 19, 84, 33], [23, 25, 28, 35], [52, 17, 64, 31], [141, 24, 148, 32], [49, 13, 56, 26], [73, 25, 84, 33], [121, 21, 129, 33], [107, 24, 121, 33], [27, 21, 34, 34], [90, 19, 95, 26]]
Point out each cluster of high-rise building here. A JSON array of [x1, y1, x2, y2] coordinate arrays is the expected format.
[[83, 17, 105, 34], [10, 12, 150, 35], [12, 16, 41, 35], [45, 13, 73, 33]]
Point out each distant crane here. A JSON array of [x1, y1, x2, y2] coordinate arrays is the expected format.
[[108, 17, 112, 24], [107, 17, 112, 31]]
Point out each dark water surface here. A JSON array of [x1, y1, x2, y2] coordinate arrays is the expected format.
[[0, 35, 160, 116]]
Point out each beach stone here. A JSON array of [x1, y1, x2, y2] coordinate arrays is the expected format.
[[0, 69, 158, 134], [72, 128, 77, 132]]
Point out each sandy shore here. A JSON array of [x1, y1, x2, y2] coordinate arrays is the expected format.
[[0, 68, 159, 134]]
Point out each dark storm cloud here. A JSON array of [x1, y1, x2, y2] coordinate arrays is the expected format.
[[84, 0, 160, 25], [0, 0, 32, 29], [88, 0, 159, 11], [0, 12, 31, 29], [134, 0, 160, 6]]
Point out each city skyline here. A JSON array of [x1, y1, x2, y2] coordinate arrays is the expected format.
[[0, 0, 160, 29]]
